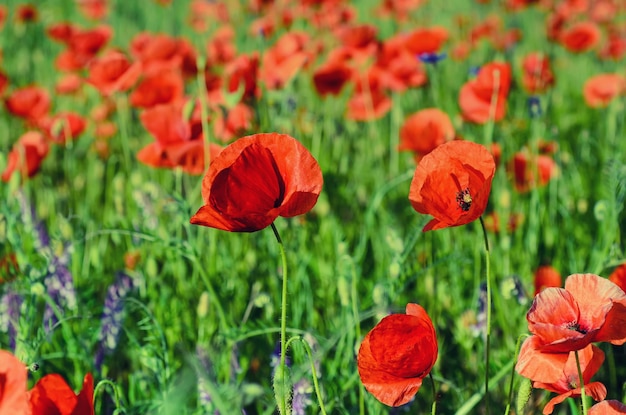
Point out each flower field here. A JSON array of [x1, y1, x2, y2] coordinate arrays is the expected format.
[[1, 0, 626, 414]]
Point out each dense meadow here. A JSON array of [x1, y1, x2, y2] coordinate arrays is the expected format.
[[1, 0, 626, 414]]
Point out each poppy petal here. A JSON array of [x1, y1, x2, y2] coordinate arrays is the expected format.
[[29, 374, 78, 415], [0, 350, 29, 415], [515, 336, 568, 384]]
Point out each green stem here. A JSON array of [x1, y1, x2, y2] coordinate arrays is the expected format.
[[504, 334, 529, 415], [284, 336, 328, 415], [454, 358, 515, 415], [429, 372, 438, 415], [348, 259, 365, 415], [271, 222, 290, 415], [575, 350, 589, 415], [94, 379, 123, 415], [479, 216, 491, 415]]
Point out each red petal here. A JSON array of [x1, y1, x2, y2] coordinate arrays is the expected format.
[[72, 374, 94, 415], [29, 374, 77, 415], [515, 336, 568, 384], [0, 350, 29, 415]]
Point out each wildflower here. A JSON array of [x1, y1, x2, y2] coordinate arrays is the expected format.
[[589, 400, 626, 414], [0, 291, 22, 351], [521, 53, 555, 94], [86, 50, 142, 96], [508, 150, 557, 193], [129, 70, 185, 109], [516, 342, 606, 414], [583, 73, 626, 108], [609, 263, 626, 293], [1, 131, 49, 182], [458, 62, 511, 124], [190, 133, 323, 232], [409, 140, 496, 232], [29, 373, 94, 415], [560, 21, 601, 53], [312, 59, 353, 97], [357, 303, 438, 406], [527, 96, 542, 118], [4, 85, 50, 123], [398, 108, 455, 162], [0, 349, 29, 414], [95, 272, 134, 370], [523, 274, 626, 356], [54, 25, 112, 71], [259, 31, 311, 90], [418, 52, 447, 65], [40, 112, 86, 145], [534, 265, 562, 295]]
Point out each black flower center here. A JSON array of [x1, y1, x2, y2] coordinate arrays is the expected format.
[[456, 188, 472, 212]]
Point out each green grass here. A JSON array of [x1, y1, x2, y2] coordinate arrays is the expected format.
[[1, 0, 625, 414]]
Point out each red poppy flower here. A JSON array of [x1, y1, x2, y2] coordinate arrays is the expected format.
[[525, 273, 626, 354], [2, 131, 49, 182], [560, 21, 601, 53], [87, 50, 142, 96], [0, 350, 29, 414], [521, 52, 555, 94], [459, 62, 511, 124], [224, 53, 260, 101], [260, 31, 311, 90], [77, 0, 109, 20], [212, 102, 254, 142], [312, 58, 353, 96], [589, 400, 626, 414], [508, 151, 557, 193], [39, 112, 87, 145], [409, 140, 496, 232], [5, 85, 50, 122], [206, 26, 237, 66], [0, 6, 7, 30], [137, 100, 217, 175], [375, 35, 427, 92], [29, 373, 94, 415], [609, 263, 626, 293], [399, 108, 455, 162], [129, 70, 184, 109], [55, 25, 112, 71], [55, 73, 83, 95], [403, 26, 449, 55], [357, 303, 438, 407], [0, 70, 8, 96], [583, 73, 626, 108], [534, 265, 562, 295], [16, 4, 38, 23], [346, 68, 392, 121], [516, 341, 606, 414], [190, 133, 323, 232]]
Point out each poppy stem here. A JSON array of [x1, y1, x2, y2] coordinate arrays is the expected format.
[[429, 372, 438, 415], [271, 222, 290, 415], [575, 350, 589, 415], [479, 215, 491, 415], [285, 336, 328, 415]]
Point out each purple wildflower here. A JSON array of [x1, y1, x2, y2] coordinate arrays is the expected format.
[[470, 282, 487, 338], [527, 96, 542, 118], [292, 378, 312, 415], [0, 291, 22, 351], [95, 271, 134, 370], [418, 52, 447, 65], [42, 252, 77, 332], [270, 341, 291, 375]]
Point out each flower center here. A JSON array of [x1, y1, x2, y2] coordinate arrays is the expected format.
[[566, 321, 587, 334], [456, 188, 472, 211]]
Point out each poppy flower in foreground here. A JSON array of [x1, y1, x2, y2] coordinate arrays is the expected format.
[[589, 400, 626, 414], [409, 140, 496, 232], [357, 303, 438, 407], [0, 349, 29, 414], [29, 373, 95, 415], [516, 342, 606, 414], [524, 273, 626, 355], [190, 133, 323, 232]]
